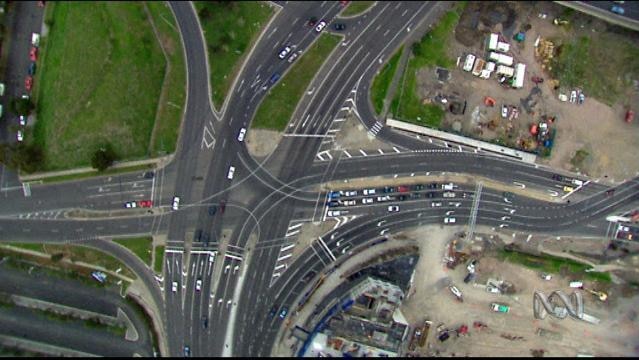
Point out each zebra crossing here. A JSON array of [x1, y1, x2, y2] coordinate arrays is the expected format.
[[314, 147, 466, 162], [368, 121, 383, 136], [17, 210, 64, 220]]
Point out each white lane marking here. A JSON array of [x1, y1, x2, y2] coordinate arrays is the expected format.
[[378, 149, 384, 155], [285, 229, 300, 237], [287, 223, 303, 231], [343, 150, 352, 158], [277, 253, 292, 262], [359, 149, 367, 156], [393, 147, 401, 153], [280, 244, 295, 252]]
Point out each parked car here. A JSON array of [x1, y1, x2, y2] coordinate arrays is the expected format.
[[269, 305, 278, 318], [184, 346, 190, 357], [563, 186, 574, 193], [279, 306, 289, 319], [397, 195, 407, 201], [569, 90, 577, 103], [195, 279, 202, 291], [444, 217, 456, 224], [431, 202, 442, 207], [19, 115, 26, 126], [125, 201, 137, 208], [327, 201, 339, 208], [340, 190, 357, 197], [383, 186, 395, 193], [315, 20, 327, 32], [28, 62, 36, 76], [287, 51, 300, 63], [449, 285, 463, 301], [363, 189, 376, 195], [551, 174, 564, 181], [376, 195, 391, 202], [610, 5, 625, 15], [578, 92, 585, 104], [427, 183, 438, 189], [25, 76, 33, 91], [398, 185, 409, 193], [387, 205, 399, 212], [501, 105, 508, 118], [31, 33, 40, 47], [172, 281, 178, 292], [540, 273, 552, 280], [172, 196, 180, 210], [333, 23, 346, 31], [327, 210, 342, 217], [341, 199, 356, 206], [362, 198, 373, 204], [29, 46, 38, 61], [490, 303, 510, 313], [413, 184, 424, 191]]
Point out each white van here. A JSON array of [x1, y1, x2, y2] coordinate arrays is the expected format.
[[463, 54, 476, 72], [227, 166, 236, 180], [31, 33, 40, 47]]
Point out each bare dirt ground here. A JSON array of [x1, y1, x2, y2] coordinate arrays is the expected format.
[[246, 128, 283, 159], [399, 224, 639, 357], [414, 1, 639, 183], [333, 112, 394, 151]]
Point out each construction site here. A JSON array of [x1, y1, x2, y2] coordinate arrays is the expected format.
[[413, 1, 639, 181]]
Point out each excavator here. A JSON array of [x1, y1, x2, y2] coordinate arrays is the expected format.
[[581, 286, 608, 302]]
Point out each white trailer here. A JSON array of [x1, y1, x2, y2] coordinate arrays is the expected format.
[[496, 65, 514, 77], [512, 63, 526, 88], [488, 51, 513, 66], [463, 54, 476, 72]]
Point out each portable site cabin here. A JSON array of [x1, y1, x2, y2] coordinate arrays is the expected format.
[[512, 63, 526, 88], [496, 41, 510, 53], [488, 52, 513, 66], [488, 34, 511, 53], [463, 54, 476, 72], [479, 62, 496, 79], [496, 65, 514, 77]]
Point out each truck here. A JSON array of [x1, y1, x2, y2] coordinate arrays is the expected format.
[[472, 58, 486, 76]]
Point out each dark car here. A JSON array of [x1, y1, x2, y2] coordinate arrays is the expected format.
[[307, 17, 318, 27], [383, 186, 395, 193], [202, 233, 210, 246], [333, 23, 346, 31], [551, 174, 563, 181], [398, 195, 407, 201], [184, 346, 191, 357], [269, 73, 281, 85], [428, 183, 438, 189], [413, 184, 425, 191], [302, 270, 317, 283], [202, 316, 208, 329], [208, 205, 217, 216], [219, 200, 226, 214], [194, 230, 202, 242], [426, 192, 436, 198], [606, 189, 615, 196], [410, 192, 421, 199], [463, 272, 475, 284], [143, 171, 154, 179], [28, 62, 36, 76], [328, 201, 339, 207], [269, 305, 278, 318]]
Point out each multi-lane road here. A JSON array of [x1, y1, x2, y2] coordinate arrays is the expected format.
[[0, 1, 638, 357]]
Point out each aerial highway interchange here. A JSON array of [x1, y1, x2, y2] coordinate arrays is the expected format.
[[0, 1, 638, 357]]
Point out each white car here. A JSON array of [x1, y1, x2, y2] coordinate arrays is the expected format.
[[363, 189, 376, 195], [327, 210, 341, 217], [19, 115, 26, 126], [377, 196, 391, 202], [449, 202, 461, 207], [237, 128, 247, 142], [431, 202, 442, 207], [17, 130, 24, 142], [445, 210, 455, 215], [287, 51, 300, 63], [172, 196, 180, 210], [443, 192, 456, 198], [315, 20, 327, 33], [362, 198, 373, 204], [340, 190, 357, 197], [486, 285, 500, 293], [172, 281, 178, 292], [444, 217, 456, 224], [227, 166, 236, 180], [569, 90, 577, 103], [195, 279, 202, 291], [501, 216, 511, 221], [278, 45, 292, 59], [209, 254, 215, 263], [449, 285, 463, 299], [388, 206, 399, 212], [501, 105, 509, 118], [125, 201, 137, 208], [341, 200, 356, 206]]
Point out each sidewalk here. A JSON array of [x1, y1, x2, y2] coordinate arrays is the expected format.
[[19, 154, 173, 182]]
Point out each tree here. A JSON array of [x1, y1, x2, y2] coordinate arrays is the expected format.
[[8, 97, 35, 116], [91, 143, 118, 171], [9, 143, 45, 173]]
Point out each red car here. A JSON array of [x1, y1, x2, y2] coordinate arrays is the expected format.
[[398, 185, 410, 193], [625, 110, 634, 123], [25, 76, 33, 91], [138, 200, 153, 208], [29, 46, 38, 62]]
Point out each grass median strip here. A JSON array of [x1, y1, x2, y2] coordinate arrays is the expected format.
[[370, 45, 403, 115], [145, 2, 187, 156], [114, 236, 153, 267], [34, 2, 166, 171], [195, 1, 274, 109], [153, 245, 165, 274], [391, 4, 465, 128], [252, 33, 341, 131], [341, 1, 375, 17]]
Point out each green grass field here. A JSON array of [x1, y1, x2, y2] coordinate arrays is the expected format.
[[552, 33, 639, 106], [498, 249, 611, 283], [145, 2, 187, 156], [252, 34, 340, 131], [195, 1, 274, 109], [153, 245, 165, 273], [33, 2, 166, 171], [391, 4, 465, 128], [370, 45, 403, 115], [341, 1, 375, 17], [114, 236, 153, 266]]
